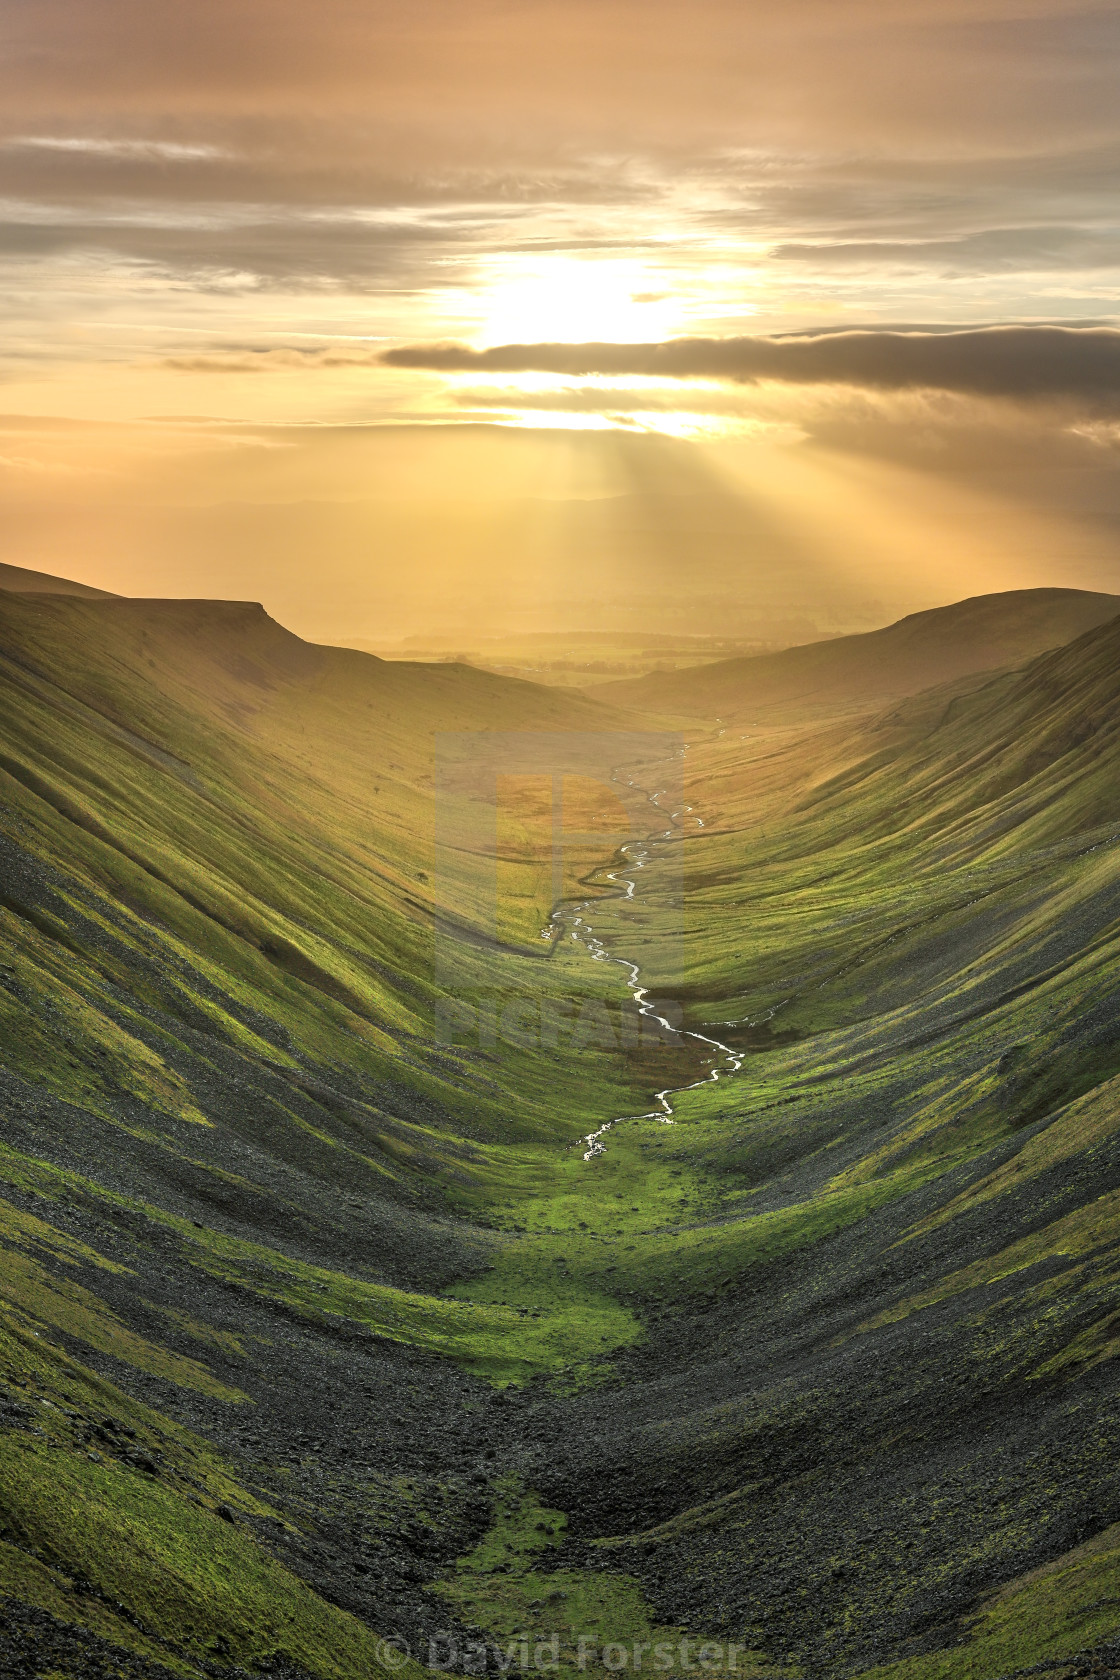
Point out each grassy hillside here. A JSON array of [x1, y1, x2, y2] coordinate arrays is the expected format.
[[4, 587, 1120, 1680], [549, 611, 1120, 1672], [0, 560, 115, 597], [588, 588, 1120, 722], [0, 588, 687, 1678]]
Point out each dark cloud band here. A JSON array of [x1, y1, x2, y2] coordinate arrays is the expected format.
[[382, 326, 1120, 401]]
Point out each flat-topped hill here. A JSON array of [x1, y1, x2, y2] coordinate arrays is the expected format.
[[0, 559, 116, 597]]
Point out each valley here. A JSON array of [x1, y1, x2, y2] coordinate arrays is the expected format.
[[2, 577, 1120, 1680]]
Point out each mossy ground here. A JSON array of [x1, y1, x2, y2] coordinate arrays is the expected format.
[[432, 1476, 793, 1680]]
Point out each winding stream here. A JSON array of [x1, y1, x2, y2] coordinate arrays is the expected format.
[[547, 764, 745, 1161]]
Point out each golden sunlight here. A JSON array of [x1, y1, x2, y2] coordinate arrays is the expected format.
[[475, 256, 682, 346]]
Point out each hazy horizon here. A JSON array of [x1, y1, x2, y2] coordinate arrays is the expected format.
[[7, 418, 1120, 647]]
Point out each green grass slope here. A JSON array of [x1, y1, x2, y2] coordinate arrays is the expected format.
[[0, 588, 684, 1678], [543, 611, 1120, 1674], [587, 588, 1120, 722], [5, 589, 1120, 1680]]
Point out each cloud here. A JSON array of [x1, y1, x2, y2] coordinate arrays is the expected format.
[[383, 326, 1120, 406], [0, 203, 464, 293], [5, 0, 1118, 154], [0, 2, 1116, 312], [771, 226, 1120, 274], [4, 0, 1120, 419], [8, 137, 224, 160], [159, 347, 384, 373]]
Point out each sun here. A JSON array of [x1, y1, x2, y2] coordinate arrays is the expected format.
[[475, 256, 680, 345]]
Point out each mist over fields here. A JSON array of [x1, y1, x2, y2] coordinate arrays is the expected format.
[[6, 420, 1120, 648]]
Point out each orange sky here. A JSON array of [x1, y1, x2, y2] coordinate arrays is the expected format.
[[2, 0, 1120, 635]]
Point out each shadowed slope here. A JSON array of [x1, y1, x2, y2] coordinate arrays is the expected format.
[[538, 611, 1120, 1674]]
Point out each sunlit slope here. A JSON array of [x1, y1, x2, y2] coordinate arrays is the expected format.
[[654, 603, 1120, 1027], [588, 588, 1120, 722], [0, 588, 641, 1138], [0, 588, 661, 1359], [0, 588, 676, 1676], [531, 611, 1120, 1671]]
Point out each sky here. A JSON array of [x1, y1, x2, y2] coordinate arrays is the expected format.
[[3, 0, 1120, 641]]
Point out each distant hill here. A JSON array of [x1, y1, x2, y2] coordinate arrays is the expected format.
[[0, 592, 617, 734], [587, 587, 1120, 721], [0, 560, 116, 597]]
